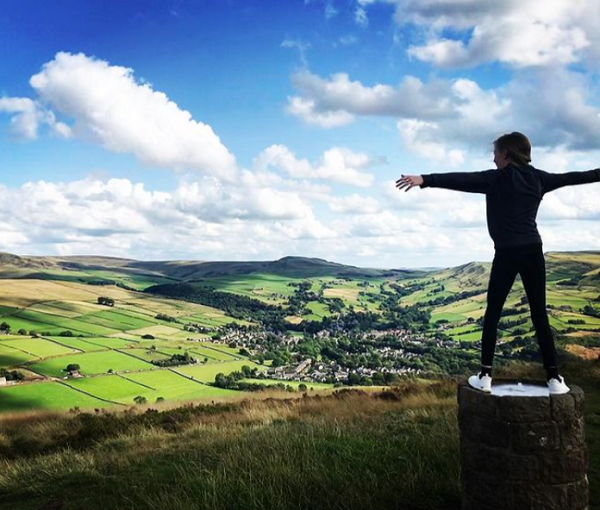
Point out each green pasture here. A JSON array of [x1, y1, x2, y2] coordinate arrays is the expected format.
[[240, 378, 333, 389], [7, 309, 116, 336], [190, 345, 240, 361], [41, 336, 105, 352], [125, 348, 172, 362], [67, 374, 157, 403], [178, 313, 242, 328], [0, 344, 37, 367], [0, 337, 79, 358], [193, 273, 299, 304], [0, 381, 111, 412], [430, 312, 466, 324], [28, 351, 155, 378], [78, 309, 159, 331], [80, 336, 139, 349], [173, 359, 266, 383], [119, 369, 240, 400]]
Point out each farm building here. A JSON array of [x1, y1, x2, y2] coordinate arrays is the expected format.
[[0, 376, 7, 386]]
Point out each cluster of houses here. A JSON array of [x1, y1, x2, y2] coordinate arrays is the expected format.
[[266, 358, 420, 384]]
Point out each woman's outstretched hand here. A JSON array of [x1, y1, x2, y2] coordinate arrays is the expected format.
[[395, 175, 423, 192]]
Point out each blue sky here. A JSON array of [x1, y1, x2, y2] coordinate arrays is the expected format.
[[1, 0, 600, 268]]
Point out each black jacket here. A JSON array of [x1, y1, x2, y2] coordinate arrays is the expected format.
[[420, 163, 600, 249]]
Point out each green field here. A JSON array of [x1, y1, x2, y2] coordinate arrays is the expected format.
[[173, 359, 266, 382], [28, 350, 155, 378], [0, 381, 111, 412]]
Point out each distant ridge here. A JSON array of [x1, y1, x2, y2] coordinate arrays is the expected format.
[[0, 253, 421, 280], [129, 255, 418, 279]]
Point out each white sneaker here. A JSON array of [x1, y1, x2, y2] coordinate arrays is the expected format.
[[468, 372, 492, 393], [547, 375, 570, 395]]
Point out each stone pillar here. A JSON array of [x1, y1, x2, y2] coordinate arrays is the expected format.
[[458, 381, 588, 510]]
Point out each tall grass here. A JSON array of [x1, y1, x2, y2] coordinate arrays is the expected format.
[[0, 382, 460, 510], [1, 360, 598, 510]]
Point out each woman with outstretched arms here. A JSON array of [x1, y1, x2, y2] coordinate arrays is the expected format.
[[396, 132, 600, 394]]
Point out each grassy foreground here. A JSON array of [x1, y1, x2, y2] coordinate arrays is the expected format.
[[0, 360, 599, 510]]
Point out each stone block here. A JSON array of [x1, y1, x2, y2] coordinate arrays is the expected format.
[[459, 383, 588, 510], [510, 421, 560, 451], [551, 392, 577, 421], [537, 450, 587, 484], [565, 477, 590, 510], [458, 383, 498, 418], [462, 472, 513, 509], [459, 412, 510, 448], [513, 482, 567, 510], [570, 385, 585, 415], [558, 418, 586, 451], [499, 395, 551, 423]]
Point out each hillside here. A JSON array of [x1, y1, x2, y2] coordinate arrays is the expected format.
[[0, 253, 422, 281], [2, 250, 600, 415], [0, 359, 598, 510]]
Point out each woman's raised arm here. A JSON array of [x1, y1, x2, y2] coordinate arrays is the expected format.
[[538, 168, 600, 194], [396, 170, 497, 194]]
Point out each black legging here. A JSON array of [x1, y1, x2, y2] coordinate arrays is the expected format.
[[481, 243, 558, 370]]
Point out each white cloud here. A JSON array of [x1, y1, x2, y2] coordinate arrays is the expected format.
[[355, 6, 368, 26], [253, 145, 375, 187], [26, 52, 236, 180], [327, 194, 382, 214], [287, 69, 450, 127], [363, 0, 597, 69], [0, 96, 71, 140], [287, 66, 600, 158], [398, 119, 464, 166], [286, 96, 354, 128]]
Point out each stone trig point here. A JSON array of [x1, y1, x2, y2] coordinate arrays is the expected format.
[[458, 381, 588, 510]]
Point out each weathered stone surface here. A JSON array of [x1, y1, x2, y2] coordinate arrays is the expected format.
[[461, 495, 506, 510], [458, 383, 588, 510], [513, 482, 567, 510], [558, 418, 586, 451], [499, 395, 551, 423], [461, 438, 539, 481], [551, 392, 577, 421], [570, 385, 585, 415], [462, 472, 513, 508], [458, 412, 510, 448], [538, 450, 587, 484], [565, 477, 590, 510], [458, 383, 498, 418], [510, 421, 560, 451]]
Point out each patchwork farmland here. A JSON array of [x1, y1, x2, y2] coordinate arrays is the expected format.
[[0, 279, 288, 412], [3, 252, 600, 414]]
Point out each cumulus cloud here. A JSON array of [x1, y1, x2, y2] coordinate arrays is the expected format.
[[253, 144, 375, 187], [0, 174, 337, 259], [361, 0, 597, 69], [398, 119, 464, 166], [326, 194, 382, 214], [287, 66, 600, 156], [17, 52, 237, 180], [287, 69, 451, 128], [0, 96, 71, 140]]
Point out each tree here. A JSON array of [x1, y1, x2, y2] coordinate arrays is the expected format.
[[17, 329, 27, 335], [298, 383, 308, 392], [66, 363, 81, 372], [133, 395, 147, 405], [97, 296, 115, 307], [0, 322, 10, 333]]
